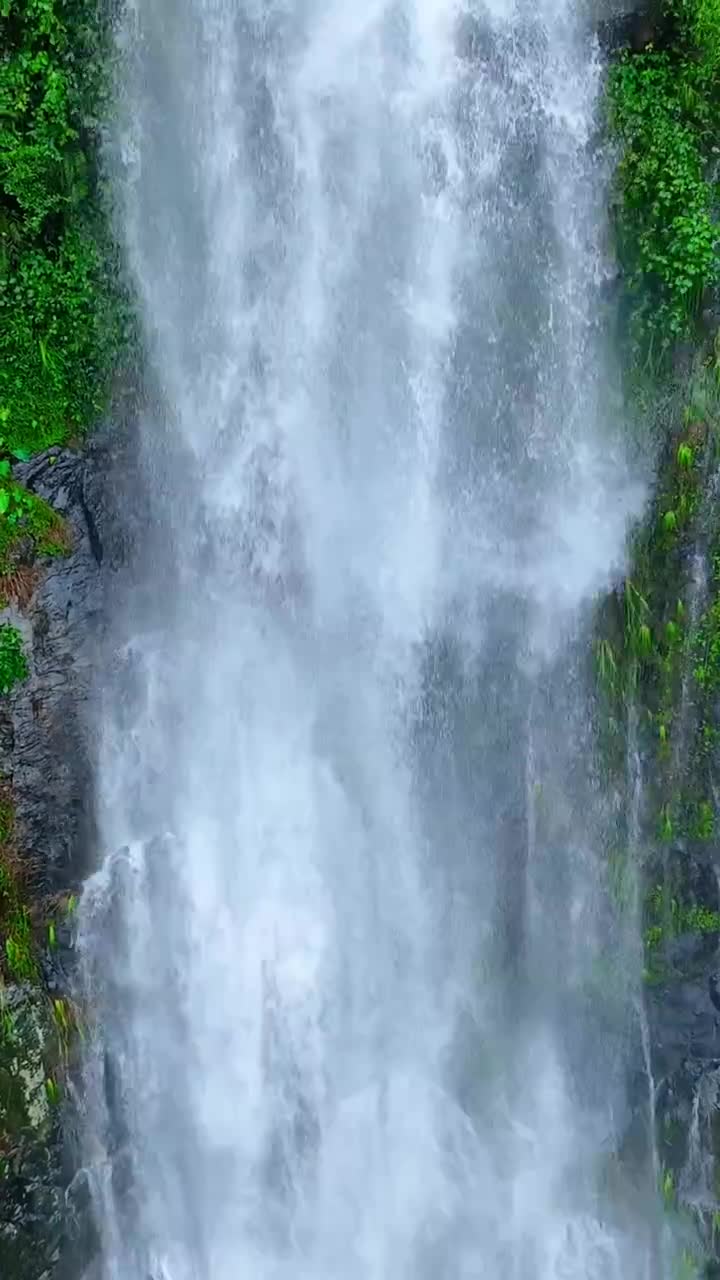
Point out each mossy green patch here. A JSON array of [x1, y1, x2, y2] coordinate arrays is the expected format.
[[0, 438, 70, 615], [0, 475, 68, 562]]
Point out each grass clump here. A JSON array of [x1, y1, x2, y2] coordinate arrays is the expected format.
[[0, 790, 38, 982]]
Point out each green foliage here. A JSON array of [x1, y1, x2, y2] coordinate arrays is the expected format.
[[644, 882, 720, 958], [0, 794, 15, 845], [0, 471, 68, 583], [596, 637, 619, 692], [683, 902, 720, 931], [0, 0, 126, 458], [693, 558, 720, 689], [0, 875, 36, 982], [4, 905, 35, 980], [679, 0, 720, 71], [1, 230, 123, 454], [0, 623, 27, 694], [646, 922, 665, 951], [677, 441, 695, 470], [44, 1075, 60, 1105], [607, 0, 720, 351], [695, 799, 714, 838], [0, 790, 38, 981]]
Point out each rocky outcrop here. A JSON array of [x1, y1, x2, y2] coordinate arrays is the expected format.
[[1, 449, 103, 897], [593, 361, 720, 1270], [593, 0, 669, 53], [0, 418, 135, 1280], [0, 987, 63, 1280]]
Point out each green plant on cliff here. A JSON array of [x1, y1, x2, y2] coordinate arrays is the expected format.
[[0, 0, 127, 461], [694, 556, 720, 690], [608, 0, 720, 352], [644, 882, 720, 966], [4, 905, 35, 981], [0, 465, 69, 587], [680, 0, 720, 70], [0, 623, 27, 694], [0, 789, 37, 981]]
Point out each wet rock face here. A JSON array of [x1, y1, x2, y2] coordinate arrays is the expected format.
[[642, 837, 720, 1261], [0, 428, 133, 894], [592, 0, 672, 56], [646, 845, 720, 1142], [1, 449, 102, 894], [0, 445, 102, 1280], [0, 988, 64, 1280], [0, 423, 136, 1280], [0, 983, 98, 1280]]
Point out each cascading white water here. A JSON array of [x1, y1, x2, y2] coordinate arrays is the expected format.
[[78, 2, 661, 1277]]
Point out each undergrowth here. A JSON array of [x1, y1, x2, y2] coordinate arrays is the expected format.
[[0, 0, 122, 688], [608, 0, 720, 356], [0, 0, 126, 459], [594, 359, 720, 987]]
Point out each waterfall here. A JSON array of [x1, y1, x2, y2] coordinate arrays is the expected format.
[[77, 2, 659, 1277]]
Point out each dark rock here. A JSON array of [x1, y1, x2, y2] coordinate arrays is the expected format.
[[0, 989, 65, 1280], [2, 422, 134, 893], [2, 449, 101, 892], [0, 413, 138, 1280], [595, 0, 669, 54]]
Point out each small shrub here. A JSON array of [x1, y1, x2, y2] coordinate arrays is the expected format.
[[0, 623, 27, 694]]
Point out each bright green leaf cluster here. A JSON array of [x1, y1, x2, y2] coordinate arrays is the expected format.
[[644, 883, 720, 958], [0, 0, 127, 458], [607, 0, 720, 354], [608, 47, 719, 347]]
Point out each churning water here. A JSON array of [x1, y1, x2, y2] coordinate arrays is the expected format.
[[78, 1, 659, 1276]]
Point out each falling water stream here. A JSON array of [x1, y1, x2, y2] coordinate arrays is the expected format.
[[77, 1, 665, 1276]]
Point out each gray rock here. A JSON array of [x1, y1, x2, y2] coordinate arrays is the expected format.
[[0, 422, 135, 893], [1, 450, 101, 892], [648, 979, 720, 1079], [0, 417, 136, 1280]]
